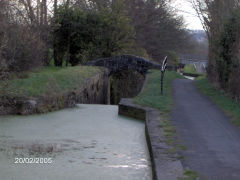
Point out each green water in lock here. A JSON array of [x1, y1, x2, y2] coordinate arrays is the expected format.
[[0, 104, 152, 180]]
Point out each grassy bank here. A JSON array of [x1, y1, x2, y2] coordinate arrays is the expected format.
[[183, 64, 200, 76], [196, 76, 240, 126], [134, 70, 184, 146], [0, 66, 103, 97]]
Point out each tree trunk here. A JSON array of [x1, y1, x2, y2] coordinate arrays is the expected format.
[[54, 0, 58, 14], [53, 0, 61, 66], [37, 0, 40, 25], [66, 0, 70, 66], [26, 0, 35, 25], [66, 0, 70, 6], [42, 0, 47, 25], [40, 1, 43, 26]]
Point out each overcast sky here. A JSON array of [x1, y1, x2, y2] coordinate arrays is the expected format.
[[172, 0, 203, 30]]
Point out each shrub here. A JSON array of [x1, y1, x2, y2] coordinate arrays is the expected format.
[[217, 10, 240, 89], [3, 26, 45, 72], [216, 10, 240, 101], [52, 1, 135, 66]]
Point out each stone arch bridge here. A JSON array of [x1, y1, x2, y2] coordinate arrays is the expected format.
[[84, 55, 161, 75]]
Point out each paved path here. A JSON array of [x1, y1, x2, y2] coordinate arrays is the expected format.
[[171, 79, 240, 180]]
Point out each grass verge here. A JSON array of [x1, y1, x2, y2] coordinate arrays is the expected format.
[[0, 66, 103, 97], [133, 70, 183, 147], [134, 70, 183, 114], [196, 76, 240, 126]]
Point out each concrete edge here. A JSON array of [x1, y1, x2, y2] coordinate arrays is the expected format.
[[118, 98, 184, 180]]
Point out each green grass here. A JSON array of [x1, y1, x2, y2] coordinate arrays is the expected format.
[[179, 170, 201, 180], [134, 70, 183, 114], [196, 76, 240, 126], [183, 64, 200, 75], [0, 66, 103, 97], [134, 70, 184, 146]]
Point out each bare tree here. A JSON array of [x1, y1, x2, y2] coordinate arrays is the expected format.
[[191, 0, 237, 82], [191, 0, 236, 38], [0, 0, 52, 73], [124, 0, 189, 61]]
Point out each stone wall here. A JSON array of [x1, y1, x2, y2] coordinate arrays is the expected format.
[[0, 69, 109, 115], [109, 70, 145, 104]]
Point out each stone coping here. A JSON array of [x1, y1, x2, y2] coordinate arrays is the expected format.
[[119, 98, 184, 180]]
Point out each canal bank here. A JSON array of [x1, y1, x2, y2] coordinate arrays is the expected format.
[[119, 99, 183, 180], [119, 70, 185, 180], [0, 66, 185, 180], [0, 65, 145, 115], [0, 66, 109, 115], [0, 66, 154, 180]]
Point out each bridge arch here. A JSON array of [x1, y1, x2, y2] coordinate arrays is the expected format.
[[84, 54, 161, 75], [84, 55, 161, 104]]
